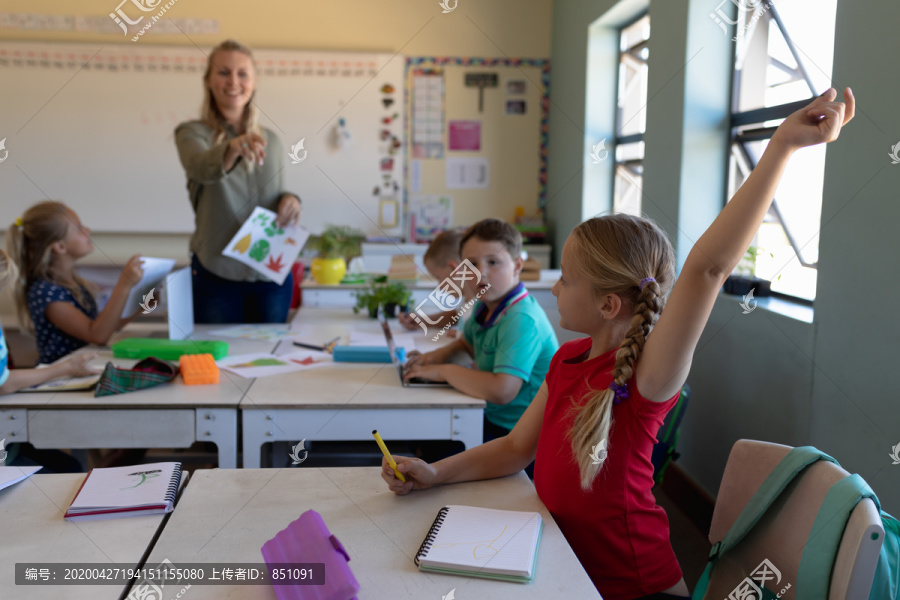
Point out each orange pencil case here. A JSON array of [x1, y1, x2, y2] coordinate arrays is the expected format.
[[179, 353, 220, 385]]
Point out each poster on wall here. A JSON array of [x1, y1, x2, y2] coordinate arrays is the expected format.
[[506, 80, 527, 95], [448, 120, 481, 151], [410, 195, 453, 241], [411, 67, 445, 159], [505, 100, 527, 115], [445, 157, 490, 189]]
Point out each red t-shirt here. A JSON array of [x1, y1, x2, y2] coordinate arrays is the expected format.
[[534, 337, 682, 599]]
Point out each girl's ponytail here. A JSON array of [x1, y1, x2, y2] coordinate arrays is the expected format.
[[6, 201, 75, 333], [5, 220, 32, 333]]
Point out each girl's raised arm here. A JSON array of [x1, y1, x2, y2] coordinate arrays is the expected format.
[[637, 88, 855, 403]]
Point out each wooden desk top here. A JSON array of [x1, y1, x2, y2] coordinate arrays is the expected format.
[[143, 467, 600, 599], [240, 308, 484, 409], [0, 324, 278, 409], [0, 472, 167, 600]]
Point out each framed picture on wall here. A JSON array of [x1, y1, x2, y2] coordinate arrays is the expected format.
[[505, 100, 526, 115], [506, 80, 527, 95]]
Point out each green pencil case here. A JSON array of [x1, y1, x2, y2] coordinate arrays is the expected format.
[[111, 338, 229, 361]]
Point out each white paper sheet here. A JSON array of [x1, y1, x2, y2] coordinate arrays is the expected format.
[[0, 466, 42, 492], [121, 257, 176, 318], [445, 157, 490, 189], [349, 330, 420, 352], [222, 207, 310, 285], [217, 350, 332, 378]]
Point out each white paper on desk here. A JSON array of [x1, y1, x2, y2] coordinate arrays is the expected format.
[[349, 331, 421, 352], [18, 352, 105, 392], [208, 324, 295, 342], [0, 466, 42, 491], [121, 257, 177, 318], [222, 207, 309, 285], [217, 350, 332, 378]]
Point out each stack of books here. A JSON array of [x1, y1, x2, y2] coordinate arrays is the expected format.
[[387, 254, 420, 282]]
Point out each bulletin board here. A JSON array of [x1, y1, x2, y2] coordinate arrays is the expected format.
[[404, 57, 550, 238], [0, 42, 406, 236]]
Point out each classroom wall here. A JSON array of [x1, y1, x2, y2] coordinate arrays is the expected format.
[[0, 0, 553, 318], [549, 0, 900, 511], [0, 0, 552, 237]]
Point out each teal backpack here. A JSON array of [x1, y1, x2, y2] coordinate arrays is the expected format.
[[651, 385, 690, 485], [693, 446, 900, 599]]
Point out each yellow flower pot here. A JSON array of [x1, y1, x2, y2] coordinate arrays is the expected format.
[[310, 257, 347, 285]]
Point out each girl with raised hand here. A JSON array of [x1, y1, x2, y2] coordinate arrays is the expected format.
[[381, 88, 855, 599]]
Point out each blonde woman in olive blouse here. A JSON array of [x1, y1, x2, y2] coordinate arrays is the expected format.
[[175, 39, 301, 323]]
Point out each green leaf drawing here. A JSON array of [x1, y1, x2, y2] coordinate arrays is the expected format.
[[249, 239, 270, 262], [264, 224, 285, 237], [230, 358, 288, 368]]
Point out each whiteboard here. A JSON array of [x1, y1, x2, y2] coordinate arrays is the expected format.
[[0, 42, 406, 235]]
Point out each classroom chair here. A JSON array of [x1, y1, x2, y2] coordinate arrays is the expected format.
[[698, 439, 883, 600]]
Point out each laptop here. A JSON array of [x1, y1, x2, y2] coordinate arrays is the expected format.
[[163, 267, 194, 340], [379, 312, 451, 388]]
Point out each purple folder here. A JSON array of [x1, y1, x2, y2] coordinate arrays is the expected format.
[[261, 509, 360, 600]]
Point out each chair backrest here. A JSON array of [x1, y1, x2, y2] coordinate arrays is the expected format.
[[703, 439, 883, 600]]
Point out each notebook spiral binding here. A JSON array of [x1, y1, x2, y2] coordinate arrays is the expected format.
[[414, 506, 450, 566], [164, 464, 184, 504]]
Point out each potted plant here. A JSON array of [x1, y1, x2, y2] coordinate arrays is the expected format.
[[353, 275, 386, 318], [307, 224, 365, 285], [723, 246, 773, 297], [352, 278, 410, 319], [381, 282, 411, 318]]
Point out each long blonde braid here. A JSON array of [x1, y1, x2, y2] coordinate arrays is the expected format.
[[566, 215, 675, 489]]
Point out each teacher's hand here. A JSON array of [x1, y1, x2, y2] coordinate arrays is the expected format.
[[275, 194, 302, 228], [226, 132, 267, 168]]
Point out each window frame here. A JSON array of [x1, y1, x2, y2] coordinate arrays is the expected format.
[[727, 1, 828, 302], [612, 11, 649, 215]]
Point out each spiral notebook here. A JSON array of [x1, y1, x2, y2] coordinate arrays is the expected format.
[[64, 462, 182, 522], [414, 505, 543, 583]]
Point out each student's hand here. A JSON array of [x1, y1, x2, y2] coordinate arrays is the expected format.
[[229, 132, 267, 166], [405, 349, 440, 368], [771, 87, 855, 152], [445, 329, 460, 339], [275, 194, 301, 228], [398, 312, 418, 331], [59, 352, 101, 378], [118, 255, 145, 288], [381, 455, 437, 495], [404, 362, 447, 383]]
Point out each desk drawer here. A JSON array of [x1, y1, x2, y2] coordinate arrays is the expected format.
[[28, 409, 195, 448]]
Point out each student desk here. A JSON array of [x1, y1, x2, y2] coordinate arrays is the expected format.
[[0, 472, 167, 600], [141, 467, 601, 599], [0, 326, 277, 469], [241, 308, 485, 468]]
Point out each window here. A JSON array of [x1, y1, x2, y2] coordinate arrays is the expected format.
[[728, 0, 838, 301], [613, 14, 650, 217]]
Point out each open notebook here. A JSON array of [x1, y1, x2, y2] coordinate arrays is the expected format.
[[414, 505, 543, 583], [64, 462, 182, 522]]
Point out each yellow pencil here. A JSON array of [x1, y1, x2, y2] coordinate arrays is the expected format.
[[372, 429, 406, 482]]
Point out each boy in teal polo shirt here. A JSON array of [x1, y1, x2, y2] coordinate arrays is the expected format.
[[405, 219, 559, 447]]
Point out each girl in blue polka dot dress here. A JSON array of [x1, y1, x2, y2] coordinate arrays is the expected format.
[[7, 201, 145, 364]]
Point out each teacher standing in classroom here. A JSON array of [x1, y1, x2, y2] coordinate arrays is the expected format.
[[175, 39, 301, 324]]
